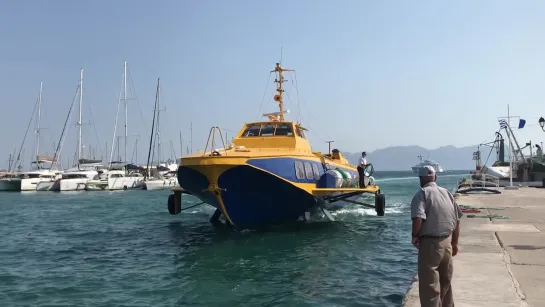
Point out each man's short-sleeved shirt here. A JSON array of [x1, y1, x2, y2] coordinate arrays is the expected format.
[[410, 182, 463, 237], [360, 157, 367, 166]]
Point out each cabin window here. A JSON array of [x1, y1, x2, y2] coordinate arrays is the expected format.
[[259, 124, 275, 136], [242, 124, 261, 137], [295, 127, 306, 139], [304, 162, 314, 180], [275, 124, 293, 136], [312, 163, 321, 180], [294, 161, 305, 179]]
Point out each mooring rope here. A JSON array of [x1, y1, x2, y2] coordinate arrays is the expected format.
[[181, 202, 205, 211]]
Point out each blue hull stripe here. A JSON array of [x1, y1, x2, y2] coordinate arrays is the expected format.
[[247, 157, 358, 184]]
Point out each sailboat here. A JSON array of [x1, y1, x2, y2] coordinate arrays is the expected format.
[[167, 62, 386, 228], [36, 69, 104, 191], [0, 82, 63, 191], [84, 61, 144, 191], [142, 78, 178, 190]]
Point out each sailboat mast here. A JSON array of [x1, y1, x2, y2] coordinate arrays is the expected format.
[[157, 79, 161, 164], [36, 82, 43, 165], [77, 68, 83, 164], [180, 130, 184, 157], [124, 60, 128, 165], [145, 78, 160, 179]]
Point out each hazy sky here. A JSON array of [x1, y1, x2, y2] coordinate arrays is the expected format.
[[2, 0, 545, 169]]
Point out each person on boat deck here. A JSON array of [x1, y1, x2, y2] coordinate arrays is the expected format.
[[410, 165, 463, 307], [357, 152, 368, 188]]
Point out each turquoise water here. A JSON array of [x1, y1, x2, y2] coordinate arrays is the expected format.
[[0, 171, 466, 307]]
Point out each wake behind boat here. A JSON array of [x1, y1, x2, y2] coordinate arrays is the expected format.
[[166, 62, 386, 229]]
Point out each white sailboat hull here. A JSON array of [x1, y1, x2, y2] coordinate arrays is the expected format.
[[36, 180, 56, 191], [85, 177, 144, 190], [143, 178, 178, 190], [21, 178, 51, 191], [57, 178, 89, 191], [108, 177, 144, 190]]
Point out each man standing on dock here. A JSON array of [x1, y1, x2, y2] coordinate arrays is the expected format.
[[410, 165, 463, 307], [357, 151, 368, 188]]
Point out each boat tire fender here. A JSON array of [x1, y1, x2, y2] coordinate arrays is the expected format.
[[375, 194, 385, 216], [211, 151, 221, 156], [168, 194, 177, 215]]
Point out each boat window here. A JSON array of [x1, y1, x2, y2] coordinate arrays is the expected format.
[[259, 124, 275, 136], [304, 162, 314, 180], [242, 124, 261, 137], [312, 163, 321, 180], [63, 174, 87, 179], [295, 127, 306, 139], [274, 124, 293, 136], [294, 161, 305, 179], [110, 174, 123, 178]]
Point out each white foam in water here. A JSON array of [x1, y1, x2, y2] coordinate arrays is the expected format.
[[331, 203, 404, 217]]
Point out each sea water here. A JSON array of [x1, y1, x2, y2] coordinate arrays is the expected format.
[[0, 171, 466, 307]]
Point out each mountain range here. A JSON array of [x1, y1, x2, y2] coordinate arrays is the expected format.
[[342, 145, 478, 171]]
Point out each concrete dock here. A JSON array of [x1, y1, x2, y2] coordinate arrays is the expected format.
[[402, 187, 545, 307]]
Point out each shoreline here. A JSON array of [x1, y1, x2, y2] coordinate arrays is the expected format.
[[401, 187, 545, 307]]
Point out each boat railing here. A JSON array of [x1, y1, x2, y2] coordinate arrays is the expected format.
[[202, 126, 228, 157]]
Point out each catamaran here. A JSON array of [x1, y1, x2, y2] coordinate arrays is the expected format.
[[0, 82, 63, 191], [166, 62, 386, 228], [142, 78, 178, 190], [84, 61, 144, 190]]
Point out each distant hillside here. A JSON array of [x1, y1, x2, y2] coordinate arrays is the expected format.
[[343, 145, 478, 171]]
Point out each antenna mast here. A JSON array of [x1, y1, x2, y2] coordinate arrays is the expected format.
[[270, 63, 293, 122]]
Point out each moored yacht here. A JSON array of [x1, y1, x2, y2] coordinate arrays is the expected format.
[[2, 169, 63, 191], [84, 169, 144, 190]]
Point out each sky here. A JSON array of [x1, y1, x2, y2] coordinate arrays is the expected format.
[[1, 0, 545, 169]]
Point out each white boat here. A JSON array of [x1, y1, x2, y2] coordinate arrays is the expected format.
[[143, 171, 178, 190], [38, 168, 102, 191], [2, 169, 63, 191], [2, 83, 64, 191], [84, 170, 144, 190], [411, 155, 444, 173], [141, 78, 179, 191]]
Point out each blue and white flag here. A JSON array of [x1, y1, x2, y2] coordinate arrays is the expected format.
[[518, 119, 526, 129], [498, 119, 508, 129]]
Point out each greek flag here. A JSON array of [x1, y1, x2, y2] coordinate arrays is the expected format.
[[498, 119, 508, 129]]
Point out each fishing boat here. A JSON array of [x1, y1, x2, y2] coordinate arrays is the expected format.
[[166, 62, 386, 228]]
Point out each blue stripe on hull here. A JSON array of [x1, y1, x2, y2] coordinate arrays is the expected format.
[[247, 157, 358, 184], [218, 165, 317, 226]]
